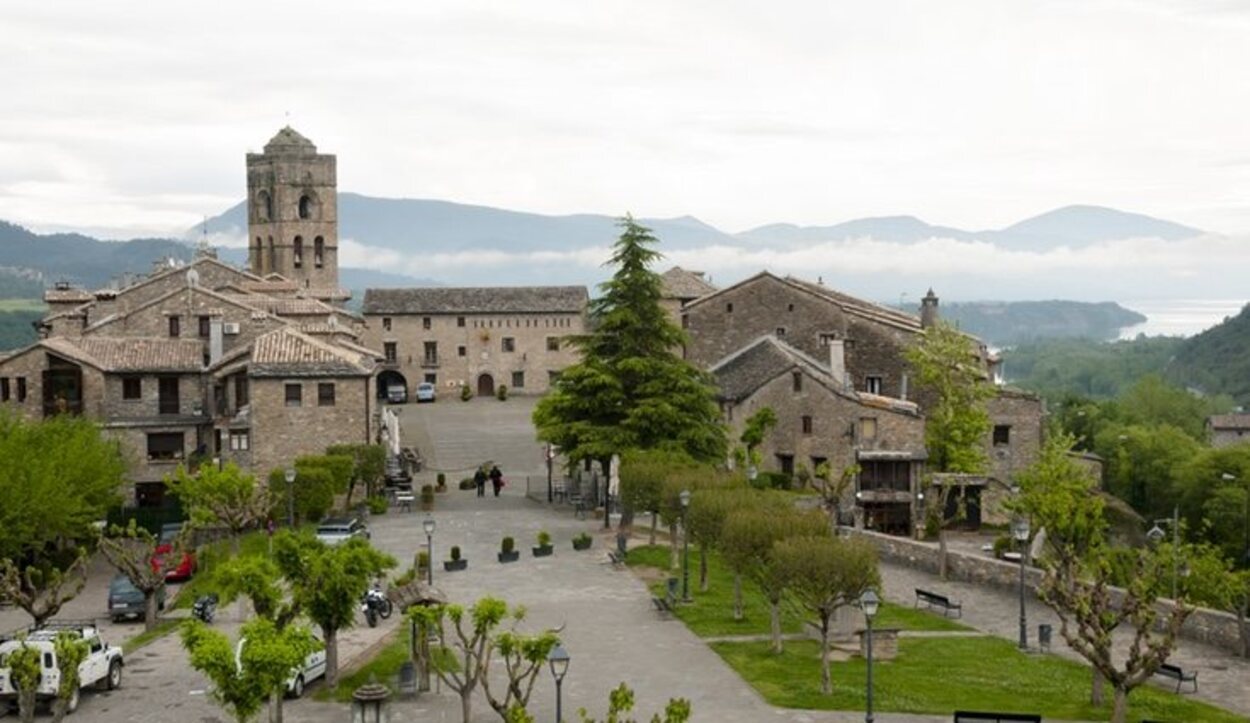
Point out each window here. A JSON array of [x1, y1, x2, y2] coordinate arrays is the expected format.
[[424, 373, 437, 384], [384, 342, 397, 363], [994, 425, 1011, 446], [122, 376, 142, 400], [158, 376, 179, 415], [681, 315, 689, 329], [860, 417, 878, 441], [787, 303, 795, 312], [229, 429, 250, 451], [546, 337, 560, 352], [0, 377, 8, 402], [792, 371, 802, 392], [457, 316, 465, 328], [293, 236, 304, 268], [199, 315, 211, 338], [318, 383, 336, 407], [257, 190, 272, 222], [314, 236, 324, 268], [15, 378, 24, 402], [512, 371, 525, 388], [548, 370, 563, 385], [457, 345, 467, 357], [502, 337, 515, 353], [801, 415, 813, 435], [382, 317, 392, 331], [776, 327, 786, 337], [811, 456, 828, 475], [423, 341, 438, 364], [168, 315, 181, 337], [860, 460, 910, 492], [819, 333, 838, 347], [285, 383, 302, 407], [726, 302, 734, 313], [234, 374, 249, 408], [776, 454, 795, 476], [147, 432, 185, 461], [299, 195, 313, 219], [865, 375, 883, 395], [422, 316, 431, 330]]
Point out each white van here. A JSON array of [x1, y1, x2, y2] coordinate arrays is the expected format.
[[235, 632, 325, 698]]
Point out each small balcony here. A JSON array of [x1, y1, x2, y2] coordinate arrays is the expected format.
[[420, 355, 440, 369]]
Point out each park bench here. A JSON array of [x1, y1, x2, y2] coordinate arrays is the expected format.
[[915, 588, 963, 618], [953, 712, 1041, 723], [650, 595, 673, 615], [607, 549, 626, 566], [1155, 663, 1198, 693]]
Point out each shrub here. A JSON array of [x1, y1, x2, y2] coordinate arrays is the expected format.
[[458, 477, 476, 490], [460, 384, 473, 402], [436, 472, 446, 488], [496, 384, 509, 401], [574, 532, 592, 545], [367, 495, 389, 515], [450, 545, 462, 561], [992, 534, 1012, 559], [751, 471, 791, 491], [393, 568, 416, 587], [421, 484, 435, 501], [502, 536, 515, 554], [537, 531, 551, 546], [416, 550, 430, 571]]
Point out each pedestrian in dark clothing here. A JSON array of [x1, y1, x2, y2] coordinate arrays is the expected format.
[[489, 465, 504, 497], [474, 468, 487, 498]]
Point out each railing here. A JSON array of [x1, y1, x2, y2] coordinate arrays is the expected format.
[[421, 355, 440, 368]]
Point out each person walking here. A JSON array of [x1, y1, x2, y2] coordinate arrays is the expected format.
[[489, 465, 504, 497], [474, 467, 487, 498]]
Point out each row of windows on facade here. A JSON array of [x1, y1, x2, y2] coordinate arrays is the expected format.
[[251, 236, 325, 269], [146, 428, 250, 461], [163, 315, 216, 339], [788, 370, 884, 396], [0, 377, 28, 402], [284, 382, 338, 407], [771, 455, 912, 494], [767, 409, 1011, 447], [411, 370, 534, 389], [254, 192, 318, 223], [383, 336, 561, 363], [381, 316, 573, 332]]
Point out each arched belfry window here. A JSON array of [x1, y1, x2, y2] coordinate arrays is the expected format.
[[293, 236, 304, 268], [267, 236, 276, 274], [299, 194, 314, 220], [257, 190, 272, 222], [314, 236, 325, 268]]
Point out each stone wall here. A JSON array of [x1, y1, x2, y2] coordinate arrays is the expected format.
[[248, 375, 374, 476], [0, 345, 107, 419], [360, 311, 585, 396], [86, 287, 284, 359], [850, 528, 1247, 655]]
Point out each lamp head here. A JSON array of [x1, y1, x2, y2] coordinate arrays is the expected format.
[[423, 517, 435, 536], [1011, 517, 1030, 542], [284, 468, 296, 484], [860, 589, 880, 619], [547, 644, 570, 682], [1146, 525, 1166, 544], [679, 489, 691, 508]]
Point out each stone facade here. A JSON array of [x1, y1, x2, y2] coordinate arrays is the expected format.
[[360, 287, 588, 398], [245, 375, 374, 474], [1208, 414, 1250, 448]]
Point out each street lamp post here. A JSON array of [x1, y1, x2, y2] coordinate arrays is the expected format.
[[1147, 505, 1182, 600], [680, 489, 692, 602], [422, 516, 436, 586], [284, 468, 296, 527], [1011, 516, 1031, 651], [548, 644, 570, 723], [546, 444, 555, 503], [860, 589, 880, 723], [915, 490, 926, 539]]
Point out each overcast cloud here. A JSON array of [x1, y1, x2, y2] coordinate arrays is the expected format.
[[3, 0, 1250, 241]]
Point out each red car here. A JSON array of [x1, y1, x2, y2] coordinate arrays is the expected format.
[[150, 523, 196, 581]]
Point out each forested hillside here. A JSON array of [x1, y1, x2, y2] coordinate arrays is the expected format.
[[943, 300, 1144, 345], [1169, 303, 1250, 404]]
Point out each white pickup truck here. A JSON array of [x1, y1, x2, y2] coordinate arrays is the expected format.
[[0, 622, 123, 714]]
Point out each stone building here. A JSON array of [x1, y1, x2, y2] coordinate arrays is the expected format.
[[1207, 413, 1250, 448], [683, 270, 1045, 533], [659, 267, 716, 330], [0, 128, 381, 507], [360, 286, 588, 398]]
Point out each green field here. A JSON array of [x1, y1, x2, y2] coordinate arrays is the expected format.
[[0, 298, 45, 312]]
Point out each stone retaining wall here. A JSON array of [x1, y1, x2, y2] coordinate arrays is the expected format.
[[849, 528, 1246, 656]]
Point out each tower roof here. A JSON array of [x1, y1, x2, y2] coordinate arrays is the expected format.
[[263, 126, 317, 155]]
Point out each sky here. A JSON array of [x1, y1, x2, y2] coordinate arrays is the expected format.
[[4, 0, 1250, 241]]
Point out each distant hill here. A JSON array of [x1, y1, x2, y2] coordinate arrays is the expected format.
[[1168, 303, 1250, 404], [739, 215, 978, 246], [989, 205, 1202, 251], [941, 300, 1147, 346]]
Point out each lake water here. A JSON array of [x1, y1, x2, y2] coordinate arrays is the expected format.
[[1118, 299, 1247, 339]]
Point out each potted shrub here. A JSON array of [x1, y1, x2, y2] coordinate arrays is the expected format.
[[496, 384, 509, 401], [444, 545, 467, 572], [416, 550, 430, 576], [367, 495, 389, 515], [498, 536, 520, 563], [421, 484, 435, 511], [572, 532, 593, 551], [436, 472, 447, 492], [460, 384, 473, 402], [458, 477, 476, 491], [532, 531, 554, 558]]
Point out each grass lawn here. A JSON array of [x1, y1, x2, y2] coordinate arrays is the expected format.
[[121, 618, 180, 654], [316, 626, 411, 703], [711, 637, 1246, 723], [625, 544, 967, 637], [173, 528, 282, 609]]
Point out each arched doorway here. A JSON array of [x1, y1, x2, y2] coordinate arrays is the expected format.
[[377, 370, 408, 400], [477, 373, 495, 398]]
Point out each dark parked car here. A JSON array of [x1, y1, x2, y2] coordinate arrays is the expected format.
[[108, 574, 165, 622]]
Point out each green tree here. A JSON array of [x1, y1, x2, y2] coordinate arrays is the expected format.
[[49, 631, 89, 721], [720, 507, 828, 652], [533, 217, 728, 527], [773, 535, 880, 694], [411, 597, 510, 723], [1174, 445, 1250, 562], [267, 466, 333, 525], [1185, 544, 1250, 658], [167, 463, 269, 553], [1015, 434, 1191, 723], [3, 640, 40, 723], [619, 449, 694, 545], [97, 521, 169, 631], [685, 486, 754, 593], [326, 443, 386, 504], [1116, 374, 1230, 440], [181, 617, 318, 723], [273, 532, 395, 686], [576, 682, 692, 723], [0, 551, 88, 628], [906, 320, 994, 474], [480, 612, 561, 721], [1092, 423, 1198, 519], [738, 407, 777, 469]]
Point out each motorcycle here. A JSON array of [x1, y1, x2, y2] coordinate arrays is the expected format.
[[191, 593, 218, 624], [360, 586, 392, 628]]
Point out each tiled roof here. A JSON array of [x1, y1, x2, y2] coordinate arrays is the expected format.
[[660, 267, 717, 300], [1209, 414, 1250, 430], [218, 293, 337, 317], [263, 126, 317, 155], [44, 288, 93, 303], [239, 279, 300, 293], [362, 286, 588, 315], [43, 337, 203, 372], [784, 276, 923, 331], [248, 327, 374, 376]]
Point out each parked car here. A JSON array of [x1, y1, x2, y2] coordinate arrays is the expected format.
[[415, 382, 436, 403], [314, 517, 370, 547], [0, 621, 123, 713], [107, 574, 165, 622], [386, 384, 407, 404], [150, 522, 197, 582], [236, 631, 325, 699]]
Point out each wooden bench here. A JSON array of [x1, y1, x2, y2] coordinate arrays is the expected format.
[[953, 712, 1041, 723], [915, 588, 962, 618], [1156, 663, 1198, 693]]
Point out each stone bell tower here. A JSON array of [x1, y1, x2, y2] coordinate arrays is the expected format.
[[246, 127, 343, 298]]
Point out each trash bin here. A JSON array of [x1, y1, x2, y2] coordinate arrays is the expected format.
[[1038, 624, 1052, 652], [397, 660, 417, 697], [666, 577, 680, 603]]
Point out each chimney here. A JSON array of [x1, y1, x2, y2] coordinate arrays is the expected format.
[[209, 316, 224, 365], [828, 339, 847, 390], [920, 288, 940, 329]]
